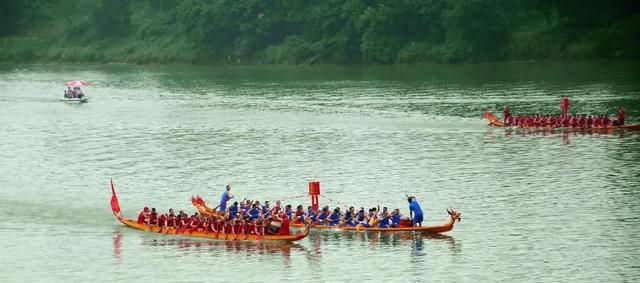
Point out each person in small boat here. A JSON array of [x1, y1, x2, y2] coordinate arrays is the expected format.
[[408, 196, 423, 227], [218, 185, 233, 212], [561, 96, 570, 117], [137, 207, 149, 224], [328, 207, 342, 226], [76, 87, 84, 99], [390, 209, 402, 228]]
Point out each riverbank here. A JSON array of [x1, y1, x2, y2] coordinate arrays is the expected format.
[[3, 34, 639, 65]]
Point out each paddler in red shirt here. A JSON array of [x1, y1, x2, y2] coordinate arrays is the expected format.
[[569, 116, 577, 127], [593, 115, 603, 128], [167, 209, 176, 227], [158, 213, 168, 229], [560, 96, 570, 117], [147, 208, 158, 226], [577, 115, 586, 128], [617, 107, 625, 125], [503, 106, 512, 126], [271, 200, 282, 216], [137, 207, 149, 224], [603, 115, 611, 127], [275, 212, 291, 235]]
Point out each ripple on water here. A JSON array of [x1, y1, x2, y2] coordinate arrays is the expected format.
[[0, 63, 639, 282]]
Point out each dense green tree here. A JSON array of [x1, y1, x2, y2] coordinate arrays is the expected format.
[[1, 0, 638, 63], [0, 0, 26, 36]]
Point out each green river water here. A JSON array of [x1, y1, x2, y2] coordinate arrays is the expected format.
[[0, 62, 639, 282]]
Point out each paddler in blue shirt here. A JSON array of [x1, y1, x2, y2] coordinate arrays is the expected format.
[[228, 202, 239, 219], [408, 196, 424, 227], [218, 185, 233, 212]]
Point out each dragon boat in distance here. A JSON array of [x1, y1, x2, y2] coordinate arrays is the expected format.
[[191, 195, 461, 234], [110, 181, 309, 242], [484, 112, 640, 130]]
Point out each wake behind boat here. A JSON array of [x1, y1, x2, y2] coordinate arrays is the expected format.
[[60, 97, 88, 103], [109, 180, 309, 242]]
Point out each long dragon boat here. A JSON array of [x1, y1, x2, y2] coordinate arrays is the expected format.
[[484, 112, 640, 130], [110, 181, 309, 242], [191, 195, 461, 234]]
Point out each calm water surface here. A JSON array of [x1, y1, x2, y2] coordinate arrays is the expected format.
[[0, 62, 639, 282]]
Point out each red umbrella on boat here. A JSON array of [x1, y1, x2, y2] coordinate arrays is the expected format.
[[67, 80, 89, 88]]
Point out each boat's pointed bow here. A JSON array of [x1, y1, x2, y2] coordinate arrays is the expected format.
[[447, 208, 461, 224]]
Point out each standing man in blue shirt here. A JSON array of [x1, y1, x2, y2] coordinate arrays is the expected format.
[[408, 196, 423, 227], [218, 185, 233, 212]]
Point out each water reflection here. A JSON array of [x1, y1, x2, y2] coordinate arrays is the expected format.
[[113, 229, 122, 263], [309, 230, 457, 254], [492, 128, 630, 141], [113, 228, 307, 259]]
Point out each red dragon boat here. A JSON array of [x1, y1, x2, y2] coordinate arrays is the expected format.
[[110, 180, 309, 242], [484, 112, 640, 130], [191, 181, 461, 234]]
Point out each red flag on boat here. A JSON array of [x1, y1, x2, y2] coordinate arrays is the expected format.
[[110, 179, 121, 215]]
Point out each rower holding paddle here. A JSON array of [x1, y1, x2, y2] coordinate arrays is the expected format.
[[617, 106, 625, 125], [407, 196, 424, 227], [218, 185, 233, 212]]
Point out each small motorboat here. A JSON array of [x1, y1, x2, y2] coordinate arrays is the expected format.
[[62, 80, 89, 103]]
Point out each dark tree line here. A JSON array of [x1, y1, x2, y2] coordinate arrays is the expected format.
[[2, 0, 639, 63]]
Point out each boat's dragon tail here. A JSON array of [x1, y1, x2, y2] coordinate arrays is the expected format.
[[110, 179, 123, 220]]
